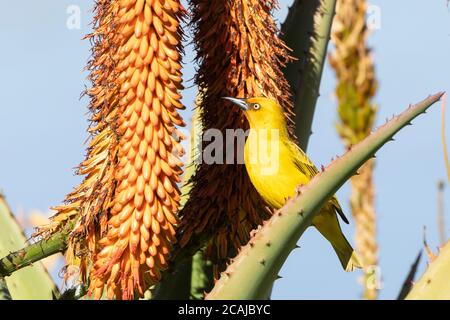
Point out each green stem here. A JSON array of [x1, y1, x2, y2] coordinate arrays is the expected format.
[[282, 0, 337, 151], [150, 233, 211, 299], [190, 250, 214, 300], [206, 93, 443, 299], [0, 229, 69, 278], [151, 257, 192, 300]]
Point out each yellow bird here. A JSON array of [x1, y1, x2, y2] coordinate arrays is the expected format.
[[224, 96, 361, 271]]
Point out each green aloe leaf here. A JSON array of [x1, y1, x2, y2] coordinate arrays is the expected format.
[[206, 93, 443, 299], [0, 194, 59, 299], [282, 0, 337, 151], [406, 240, 450, 299], [0, 277, 11, 300]]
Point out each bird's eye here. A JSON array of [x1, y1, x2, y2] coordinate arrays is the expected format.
[[253, 103, 261, 110]]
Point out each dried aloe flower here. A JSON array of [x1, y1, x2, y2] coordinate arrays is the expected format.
[[179, 0, 293, 276]]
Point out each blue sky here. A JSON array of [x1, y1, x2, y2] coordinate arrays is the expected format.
[[0, 0, 449, 299]]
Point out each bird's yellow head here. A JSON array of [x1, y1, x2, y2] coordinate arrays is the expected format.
[[223, 97, 287, 132]]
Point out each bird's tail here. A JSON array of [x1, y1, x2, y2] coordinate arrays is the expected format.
[[333, 244, 362, 272], [313, 207, 362, 272]]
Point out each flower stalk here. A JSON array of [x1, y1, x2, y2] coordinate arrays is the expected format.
[[329, 0, 379, 299]]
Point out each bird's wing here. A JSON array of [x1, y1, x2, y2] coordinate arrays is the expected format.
[[287, 140, 349, 225], [330, 197, 349, 224], [285, 140, 319, 177]]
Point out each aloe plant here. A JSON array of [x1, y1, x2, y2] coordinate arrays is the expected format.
[[0, 0, 448, 300]]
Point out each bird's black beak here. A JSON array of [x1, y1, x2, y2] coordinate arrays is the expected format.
[[222, 97, 248, 111]]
